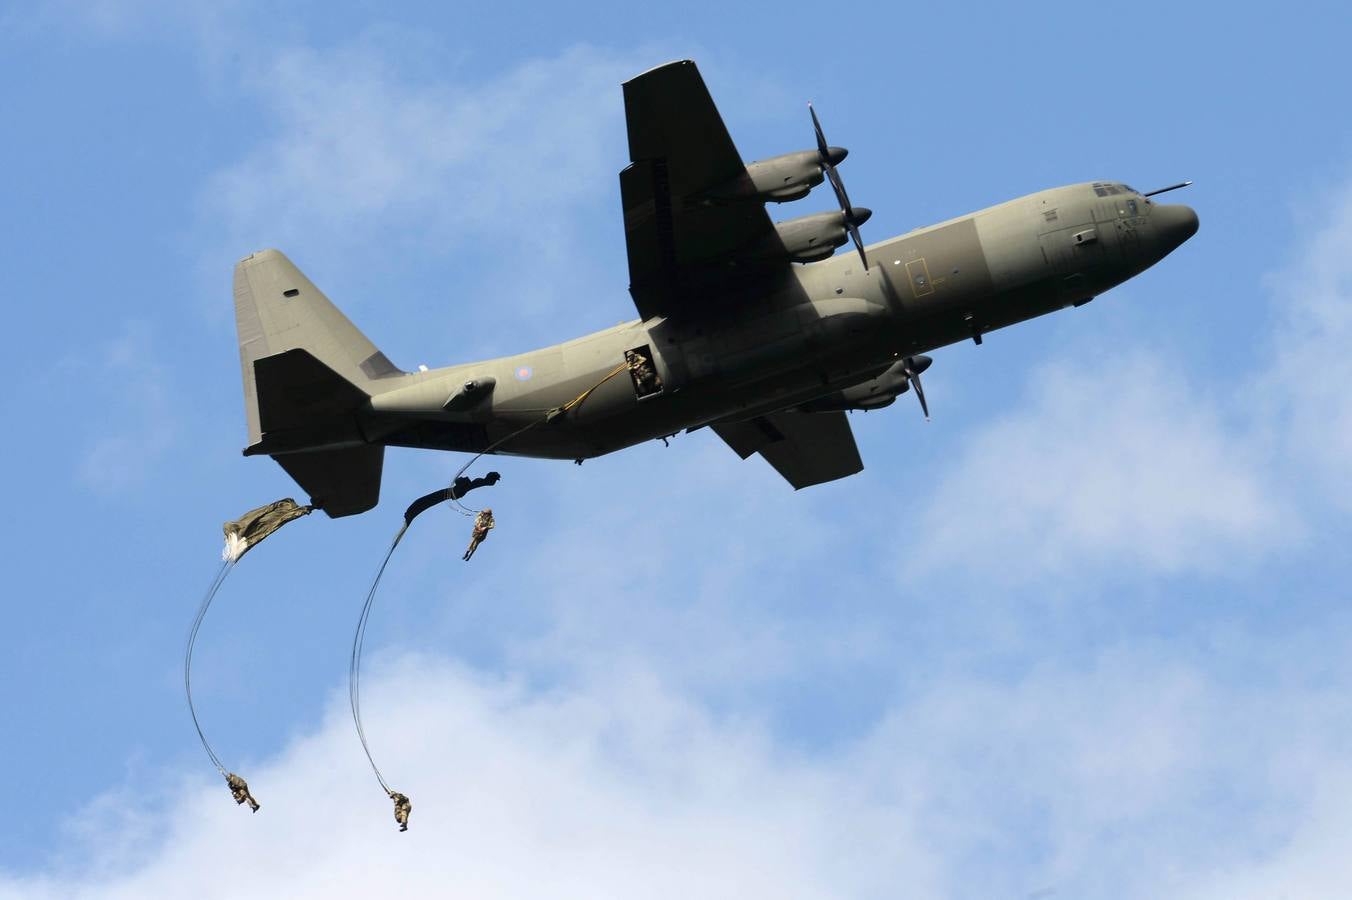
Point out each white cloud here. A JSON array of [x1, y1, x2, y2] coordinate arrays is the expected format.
[[0, 657, 940, 900], [900, 351, 1287, 582], [898, 178, 1352, 584], [1176, 770, 1352, 900], [205, 43, 646, 267], [190, 37, 686, 359], [9, 640, 1352, 900], [17, 18, 1352, 900], [1268, 178, 1352, 507], [387, 433, 882, 699]]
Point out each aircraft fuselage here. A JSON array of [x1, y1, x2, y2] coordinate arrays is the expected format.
[[357, 181, 1197, 463]]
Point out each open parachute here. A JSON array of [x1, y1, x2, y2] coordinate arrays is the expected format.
[[185, 499, 313, 813], [186, 355, 643, 828]]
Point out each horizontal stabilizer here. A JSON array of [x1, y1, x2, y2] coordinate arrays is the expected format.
[[234, 250, 402, 517], [274, 445, 383, 518]]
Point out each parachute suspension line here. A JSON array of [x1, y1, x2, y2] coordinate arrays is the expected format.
[[347, 360, 636, 822], [184, 499, 312, 811], [349, 524, 408, 796], [447, 360, 633, 516], [445, 418, 543, 516], [185, 560, 234, 775]]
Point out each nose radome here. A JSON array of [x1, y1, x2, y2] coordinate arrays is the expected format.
[[1154, 203, 1199, 253]]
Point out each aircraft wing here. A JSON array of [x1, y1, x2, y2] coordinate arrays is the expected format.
[[712, 411, 863, 489], [620, 60, 785, 320]]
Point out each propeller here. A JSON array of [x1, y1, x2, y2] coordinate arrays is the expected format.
[[809, 103, 869, 270], [901, 355, 931, 421]]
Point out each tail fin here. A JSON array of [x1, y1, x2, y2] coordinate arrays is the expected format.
[[233, 249, 404, 517]]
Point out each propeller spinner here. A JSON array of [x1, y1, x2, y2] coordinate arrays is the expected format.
[[809, 103, 869, 270]]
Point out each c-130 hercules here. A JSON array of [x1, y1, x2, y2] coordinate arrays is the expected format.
[[233, 59, 1198, 516]]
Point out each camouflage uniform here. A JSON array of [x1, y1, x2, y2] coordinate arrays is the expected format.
[[225, 772, 260, 812], [390, 791, 412, 832], [463, 508, 495, 561], [626, 351, 661, 395]]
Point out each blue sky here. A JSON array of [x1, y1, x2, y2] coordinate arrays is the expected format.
[[2, 1, 1351, 897]]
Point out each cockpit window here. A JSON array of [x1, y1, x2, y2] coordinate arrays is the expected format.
[[1092, 182, 1139, 197], [1127, 198, 1138, 216]]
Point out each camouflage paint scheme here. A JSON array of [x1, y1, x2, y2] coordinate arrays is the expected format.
[[233, 61, 1198, 516]]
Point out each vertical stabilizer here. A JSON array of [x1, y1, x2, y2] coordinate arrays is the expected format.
[[232, 250, 403, 517], [233, 249, 403, 446]]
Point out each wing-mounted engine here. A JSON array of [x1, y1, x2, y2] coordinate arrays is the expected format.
[[618, 61, 878, 320], [801, 355, 932, 414], [701, 147, 848, 204], [722, 105, 873, 268], [809, 104, 870, 269], [741, 208, 874, 263]]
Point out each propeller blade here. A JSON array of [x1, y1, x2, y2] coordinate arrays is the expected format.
[[821, 144, 853, 209], [903, 356, 931, 421], [846, 219, 867, 266], [809, 102, 830, 159], [809, 102, 869, 270], [911, 371, 930, 421]]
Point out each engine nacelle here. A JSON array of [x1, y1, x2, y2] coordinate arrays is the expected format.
[[800, 357, 930, 412], [704, 147, 847, 203], [772, 208, 872, 263]]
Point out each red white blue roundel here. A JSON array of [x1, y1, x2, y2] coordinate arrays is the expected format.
[[515, 365, 533, 381]]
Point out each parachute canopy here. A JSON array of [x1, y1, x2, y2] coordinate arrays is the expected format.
[[223, 498, 312, 562]]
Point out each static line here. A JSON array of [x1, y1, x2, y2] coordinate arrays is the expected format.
[[185, 560, 234, 774]]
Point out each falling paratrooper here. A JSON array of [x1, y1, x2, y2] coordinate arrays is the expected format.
[[185, 498, 314, 814], [349, 472, 503, 831], [191, 343, 644, 827]]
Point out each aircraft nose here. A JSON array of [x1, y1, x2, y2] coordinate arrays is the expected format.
[[1152, 203, 1199, 254]]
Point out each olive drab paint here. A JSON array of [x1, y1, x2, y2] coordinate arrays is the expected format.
[[231, 60, 1198, 515]]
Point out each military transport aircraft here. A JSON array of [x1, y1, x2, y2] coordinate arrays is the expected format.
[[232, 59, 1198, 516]]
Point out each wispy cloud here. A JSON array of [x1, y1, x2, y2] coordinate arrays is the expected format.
[[72, 322, 177, 494], [14, 15, 1352, 900], [1267, 177, 1352, 508], [895, 180, 1352, 585], [382, 432, 880, 702], [10, 637, 1352, 900], [204, 42, 648, 280], [899, 351, 1288, 582], [0, 657, 938, 899], [186, 35, 686, 363], [14, 0, 248, 51]]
